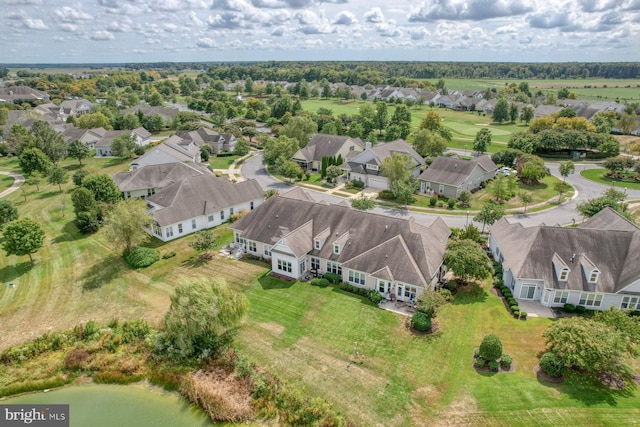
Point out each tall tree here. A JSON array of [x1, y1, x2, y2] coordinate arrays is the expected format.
[[47, 165, 68, 193], [262, 136, 299, 166], [492, 97, 510, 124], [617, 112, 637, 135], [111, 134, 137, 159], [278, 160, 303, 183], [473, 128, 492, 154], [81, 174, 122, 204], [420, 111, 443, 133], [374, 102, 389, 135], [444, 239, 493, 284], [19, 148, 52, 176], [281, 116, 317, 148], [411, 129, 447, 157], [474, 202, 505, 233], [31, 120, 67, 164], [67, 140, 90, 165], [487, 174, 509, 202], [160, 277, 248, 360], [380, 152, 413, 188], [78, 112, 112, 130], [521, 105, 534, 124], [2, 218, 46, 263], [559, 160, 575, 182], [0, 200, 19, 229], [104, 199, 153, 255], [509, 103, 519, 123]]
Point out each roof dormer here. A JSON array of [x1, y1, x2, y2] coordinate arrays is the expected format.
[[580, 255, 600, 284], [314, 227, 330, 251], [332, 231, 350, 256], [552, 253, 570, 282]]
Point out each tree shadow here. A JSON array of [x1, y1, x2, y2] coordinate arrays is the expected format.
[[0, 261, 35, 283], [52, 220, 89, 244], [37, 190, 59, 199], [180, 252, 214, 268], [258, 273, 294, 290], [451, 282, 488, 305], [554, 373, 633, 406], [82, 254, 126, 290]]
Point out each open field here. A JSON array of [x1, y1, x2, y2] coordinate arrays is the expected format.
[[1, 155, 639, 425]]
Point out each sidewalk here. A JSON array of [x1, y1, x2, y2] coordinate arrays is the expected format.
[[0, 172, 25, 199], [209, 154, 252, 182]]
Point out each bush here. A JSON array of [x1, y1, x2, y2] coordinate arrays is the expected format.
[[72, 170, 88, 186], [479, 334, 502, 361], [630, 310, 640, 317], [162, 251, 176, 259], [563, 303, 576, 313], [500, 354, 512, 368], [444, 280, 457, 292], [575, 305, 586, 315], [474, 357, 486, 368], [125, 247, 160, 268], [447, 199, 456, 209], [411, 312, 431, 332], [440, 289, 452, 299], [323, 272, 341, 284], [310, 278, 329, 287], [539, 352, 565, 378], [429, 196, 437, 207], [378, 190, 395, 200], [368, 290, 383, 305], [503, 290, 512, 298], [519, 312, 528, 320], [351, 179, 365, 189], [512, 310, 520, 318], [510, 305, 519, 312], [229, 209, 249, 223], [488, 360, 500, 371], [508, 298, 517, 306]]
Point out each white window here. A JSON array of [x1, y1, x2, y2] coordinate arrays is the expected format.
[[277, 259, 292, 273], [300, 259, 306, 274], [221, 210, 225, 220], [264, 246, 272, 257], [248, 241, 256, 252], [152, 223, 161, 236], [208, 215, 214, 222], [378, 280, 390, 294], [579, 293, 602, 307], [520, 284, 536, 299], [125, 191, 131, 199], [333, 244, 340, 255], [310, 257, 320, 270], [230, 207, 234, 215], [165, 226, 174, 238], [589, 271, 600, 283], [438, 184, 444, 194], [177, 224, 183, 233], [559, 269, 569, 281], [327, 261, 342, 275], [404, 285, 418, 301], [192, 219, 197, 230], [621, 296, 639, 310], [553, 290, 569, 304], [348, 270, 366, 286], [314, 240, 320, 250]]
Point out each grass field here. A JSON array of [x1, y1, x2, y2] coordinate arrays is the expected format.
[[0, 174, 15, 193], [1, 155, 638, 425], [208, 155, 240, 169], [581, 168, 640, 190]]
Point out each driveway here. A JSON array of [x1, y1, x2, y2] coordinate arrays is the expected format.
[[0, 171, 25, 199]]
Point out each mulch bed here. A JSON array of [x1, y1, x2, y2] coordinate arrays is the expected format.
[[534, 366, 564, 384], [405, 318, 439, 335], [490, 287, 523, 319]]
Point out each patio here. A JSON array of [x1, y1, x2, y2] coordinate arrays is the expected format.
[[516, 299, 556, 318]]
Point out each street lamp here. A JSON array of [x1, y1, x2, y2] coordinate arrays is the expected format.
[[466, 210, 470, 225]]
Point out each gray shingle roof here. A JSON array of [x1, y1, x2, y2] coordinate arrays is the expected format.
[[232, 195, 450, 286], [293, 134, 365, 163], [418, 155, 497, 186], [113, 162, 209, 192], [147, 174, 263, 226], [491, 208, 640, 294]]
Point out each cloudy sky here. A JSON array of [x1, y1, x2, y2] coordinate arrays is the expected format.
[[1, 0, 638, 64]]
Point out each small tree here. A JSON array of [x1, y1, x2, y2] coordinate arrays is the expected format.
[[458, 189, 472, 208], [47, 165, 68, 193], [479, 334, 503, 362], [67, 140, 90, 165], [2, 218, 46, 263], [351, 193, 375, 210], [518, 192, 533, 213], [554, 181, 568, 203], [0, 200, 19, 229], [111, 134, 137, 159], [189, 229, 217, 258], [278, 160, 303, 183], [474, 202, 505, 233], [444, 239, 493, 284], [19, 148, 52, 176], [559, 160, 575, 182], [104, 199, 153, 255], [325, 165, 343, 184], [82, 174, 122, 204], [473, 128, 492, 154], [233, 139, 250, 156], [487, 174, 509, 202]]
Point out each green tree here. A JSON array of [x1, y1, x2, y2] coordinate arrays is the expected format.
[[244, 76, 254, 93], [104, 199, 153, 255], [281, 116, 317, 148], [351, 193, 375, 210], [189, 229, 217, 257], [479, 334, 503, 362], [233, 139, 250, 156], [160, 277, 248, 360], [148, 91, 164, 107], [47, 165, 68, 193], [417, 289, 450, 322], [67, 140, 90, 165], [559, 160, 575, 182], [1, 218, 45, 263], [420, 111, 443, 132], [19, 148, 52, 176], [82, 174, 122, 204], [487, 174, 509, 202], [521, 105, 534, 124], [492, 97, 510, 124], [577, 188, 630, 219], [78, 112, 112, 130], [380, 153, 413, 188], [617, 112, 637, 135], [518, 192, 533, 213], [325, 165, 343, 183], [0, 200, 19, 229], [593, 308, 640, 356], [27, 171, 45, 191], [411, 129, 447, 157], [32, 121, 67, 164], [473, 128, 492, 154], [111, 134, 137, 159], [458, 189, 472, 208], [509, 103, 519, 123], [519, 157, 549, 184], [262, 135, 299, 166], [374, 102, 389, 135], [554, 181, 568, 203], [391, 178, 418, 207], [474, 202, 505, 233], [278, 160, 303, 183], [444, 239, 493, 284], [543, 317, 635, 387]]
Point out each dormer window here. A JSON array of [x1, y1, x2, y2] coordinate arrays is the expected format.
[[559, 268, 569, 281], [333, 244, 340, 255], [589, 270, 600, 283], [314, 240, 321, 250]]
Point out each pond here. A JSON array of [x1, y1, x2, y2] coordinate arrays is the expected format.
[[3, 382, 216, 427]]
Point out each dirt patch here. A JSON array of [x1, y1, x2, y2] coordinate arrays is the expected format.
[[257, 322, 285, 337], [432, 391, 480, 427], [534, 366, 565, 384]]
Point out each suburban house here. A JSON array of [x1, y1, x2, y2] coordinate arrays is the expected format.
[[94, 127, 151, 156], [340, 139, 425, 190], [489, 208, 640, 312], [130, 135, 201, 170], [292, 134, 366, 172], [123, 105, 180, 126], [59, 99, 92, 120], [62, 127, 107, 149], [147, 174, 264, 242], [0, 86, 49, 104], [231, 191, 450, 301], [113, 162, 211, 200], [418, 155, 498, 199], [177, 127, 237, 155]]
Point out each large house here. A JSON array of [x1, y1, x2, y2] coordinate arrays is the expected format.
[[340, 139, 425, 190], [177, 128, 236, 155], [113, 162, 210, 200], [489, 208, 640, 312], [147, 174, 264, 242], [95, 127, 151, 156], [231, 190, 450, 301], [292, 134, 365, 172], [419, 155, 497, 199], [0, 86, 49, 104], [130, 135, 200, 170]]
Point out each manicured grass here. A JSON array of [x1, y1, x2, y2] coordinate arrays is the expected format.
[[581, 168, 640, 190], [207, 155, 239, 169], [0, 174, 15, 193]]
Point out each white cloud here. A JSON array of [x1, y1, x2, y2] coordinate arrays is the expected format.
[[54, 6, 93, 22], [409, 26, 430, 40], [363, 7, 384, 23], [408, 0, 533, 22], [333, 11, 357, 25], [24, 19, 48, 30], [271, 26, 285, 36], [197, 37, 217, 47], [90, 30, 115, 40], [189, 11, 205, 26], [59, 23, 78, 32]]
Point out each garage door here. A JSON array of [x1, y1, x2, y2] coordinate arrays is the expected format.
[[368, 176, 389, 189]]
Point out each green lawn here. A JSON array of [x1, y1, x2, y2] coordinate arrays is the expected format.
[[207, 155, 240, 169], [0, 174, 15, 193], [581, 168, 640, 190]]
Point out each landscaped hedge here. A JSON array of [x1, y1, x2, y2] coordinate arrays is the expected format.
[[310, 278, 329, 287], [539, 352, 565, 378], [411, 312, 431, 332], [125, 247, 160, 269], [323, 273, 341, 284], [378, 190, 395, 200], [563, 303, 576, 313]]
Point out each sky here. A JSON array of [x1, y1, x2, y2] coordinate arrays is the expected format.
[[1, 0, 639, 64]]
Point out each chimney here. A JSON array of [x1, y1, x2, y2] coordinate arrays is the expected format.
[[365, 141, 372, 150]]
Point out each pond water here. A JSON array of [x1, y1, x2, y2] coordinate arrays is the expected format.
[[3, 383, 215, 427]]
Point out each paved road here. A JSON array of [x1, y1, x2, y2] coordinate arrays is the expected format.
[[241, 153, 639, 228], [0, 171, 25, 199]]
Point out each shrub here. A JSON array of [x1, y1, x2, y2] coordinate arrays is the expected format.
[[575, 305, 586, 315], [125, 247, 160, 268], [479, 334, 503, 361], [500, 354, 512, 368], [564, 303, 576, 313], [411, 312, 431, 332], [508, 298, 517, 306], [447, 199, 456, 209], [162, 251, 176, 259], [503, 290, 512, 298], [539, 352, 565, 378], [520, 312, 528, 320], [351, 179, 365, 189], [429, 196, 438, 207], [444, 280, 457, 292], [630, 310, 640, 317], [474, 357, 486, 368], [229, 209, 249, 223], [488, 360, 500, 371], [323, 272, 341, 284], [378, 190, 395, 200], [512, 310, 520, 318], [368, 290, 383, 305], [64, 348, 91, 370], [440, 289, 452, 300], [310, 278, 329, 287], [510, 305, 519, 312]]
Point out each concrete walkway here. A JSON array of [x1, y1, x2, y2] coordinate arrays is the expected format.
[[0, 171, 25, 199], [209, 154, 252, 182], [517, 299, 555, 319]]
